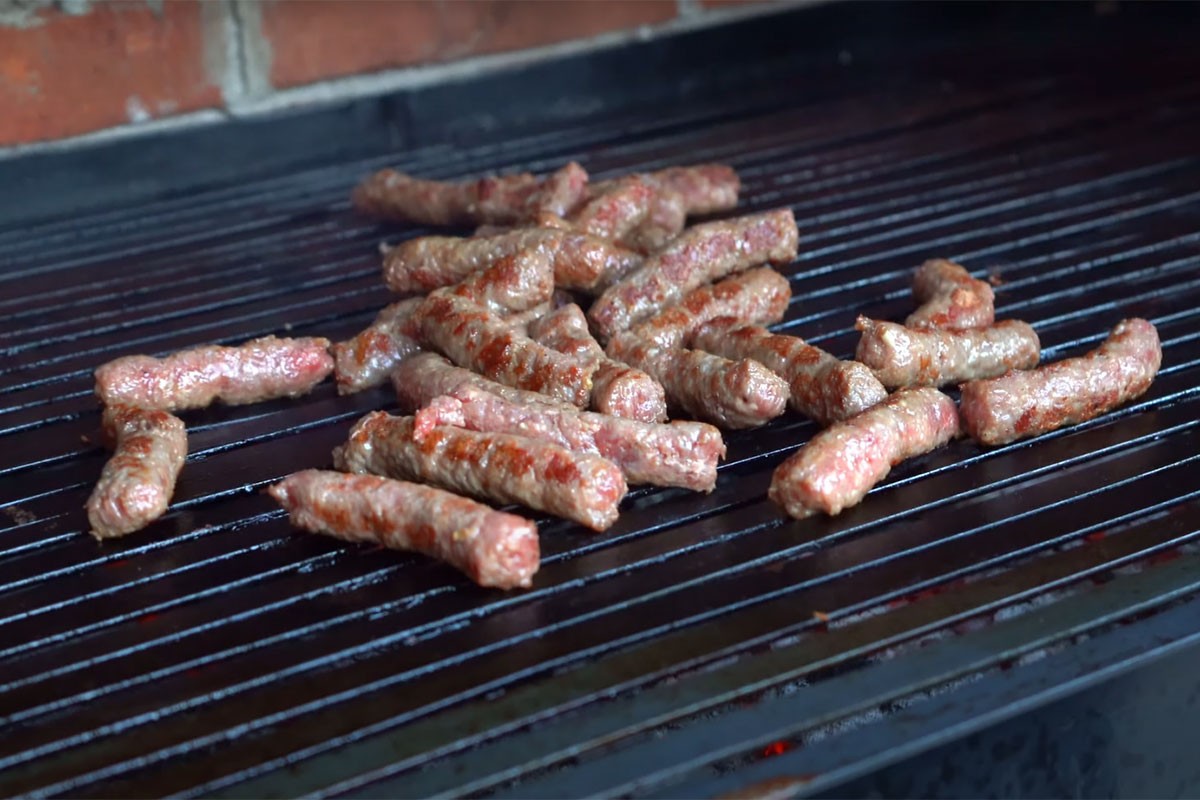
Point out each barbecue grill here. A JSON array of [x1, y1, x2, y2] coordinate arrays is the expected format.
[[3, 3, 1200, 797]]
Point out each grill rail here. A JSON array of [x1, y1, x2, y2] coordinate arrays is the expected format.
[[2, 5, 1199, 796]]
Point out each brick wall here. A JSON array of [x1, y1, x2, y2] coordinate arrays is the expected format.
[[0, 0, 785, 149]]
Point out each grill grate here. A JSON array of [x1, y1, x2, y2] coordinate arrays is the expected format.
[[2, 7, 1200, 797]]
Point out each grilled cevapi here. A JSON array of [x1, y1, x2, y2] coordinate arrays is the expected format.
[[855, 317, 1040, 389], [415, 385, 725, 492], [770, 387, 959, 519], [960, 318, 1161, 445], [269, 470, 539, 589], [86, 404, 188, 539], [691, 320, 887, 426], [95, 335, 334, 411], [334, 412, 627, 531]]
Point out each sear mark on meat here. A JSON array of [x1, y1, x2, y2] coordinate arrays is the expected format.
[[86, 404, 188, 539], [269, 469, 539, 589], [334, 412, 627, 531]]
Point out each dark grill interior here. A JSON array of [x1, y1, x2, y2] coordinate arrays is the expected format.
[[2, 6, 1200, 797]]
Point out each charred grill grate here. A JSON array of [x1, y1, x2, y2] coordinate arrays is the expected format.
[[2, 6, 1200, 797]]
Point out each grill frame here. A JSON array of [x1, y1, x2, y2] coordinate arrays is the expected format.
[[3, 3, 1200, 797]]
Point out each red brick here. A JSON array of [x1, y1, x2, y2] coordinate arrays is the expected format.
[[0, 1, 221, 147], [262, 0, 678, 90]]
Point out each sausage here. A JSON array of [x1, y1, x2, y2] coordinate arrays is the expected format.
[[588, 208, 800, 339], [413, 293, 596, 408], [571, 174, 688, 253], [569, 175, 655, 245], [769, 387, 960, 519], [94, 335, 334, 411], [959, 318, 1162, 445], [691, 320, 887, 425], [591, 164, 740, 216], [525, 161, 589, 218], [333, 412, 627, 531], [332, 299, 424, 394], [86, 404, 188, 539], [353, 168, 537, 227], [391, 353, 573, 413], [416, 385, 726, 491], [629, 185, 688, 253], [855, 317, 1040, 389], [352, 163, 587, 227], [906, 259, 995, 331], [434, 248, 554, 314], [646, 163, 740, 215], [268, 470, 539, 590], [630, 267, 792, 349], [383, 228, 641, 293], [528, 304, 667, 422], [335, 250, 552, 396], [607, 332, 789, 429]]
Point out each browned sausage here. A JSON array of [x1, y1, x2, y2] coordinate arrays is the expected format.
[[333, 412, 627, 531], [435, 248, 554, 314], [959, 318, 1162, 445], [855, 317, 1040, 389], [416, 385, 726, 491], [692, 320, 887, 425], [268, 470, 539, 590], [588, 208, 800, 339], [608, 332, 789, 429], [412, 293, 596, 407], [391, 353, 573, 413], [352, 162, 587, 227], [570, 175, 655, 245], [526, 161, 589, 218], [86, 404, 188, 539], [528, 304, 667, 422], [383, 228, 641, 293], [646, 163, 740, 215], [630, 267, 792, 349], [94, 335, 334, 411], [769, 387, 959, 519], [906, 259, 995, 331], [332, 299, 424, 395], [590, 164, 739, 216]]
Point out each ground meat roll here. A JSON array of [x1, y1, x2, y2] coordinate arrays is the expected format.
[[416, 385, 725, 491], [268, 470, 539, 590], [352, 163, 587, 228], [959, 318, 1161, 445], [332, 299, 424, 395], [692, 320, 887, 426], [412, 294, 597, 407], [855, 317, 1040, 389], [769, 387, 960, 519], [383, 228, 640, 293], [95, 335, 334, 411], [334, 412, 627, 531], [86, 404, 188, 540], [631, 267, 792, 349], [588, 208, 799, 339], [391, 353, 573, 413], [528, 304, 667, 422], [608, 332, 789, 429], [906, 258, 996, 331]]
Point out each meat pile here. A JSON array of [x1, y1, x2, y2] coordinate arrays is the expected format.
[[84, 161, 1163, 592]]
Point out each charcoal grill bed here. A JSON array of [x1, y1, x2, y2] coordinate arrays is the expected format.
[[2, 4, 1200, 797]]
